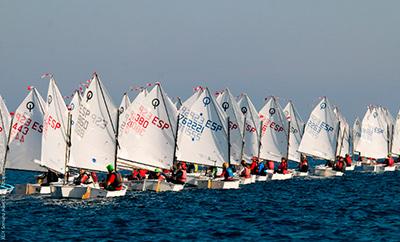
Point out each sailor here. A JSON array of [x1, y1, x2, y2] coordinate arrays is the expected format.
[[257, 160, 267, 176], [299, 156, 309, 172], [334, 157, 345, 172], [240, 160, 251, 178], [169, 162, 187, 184], [345, 154, 352, 167], [325, 159, 335, 168], [127, 169, 140, 180], [250, 157, 258, 175], [385, 154, 394, 167], [218, 162, 234, 181], [104, 164, 123, 191], [150, 168, 167, 181], [74, 169, 95, 185], [277, 157, 289, 174], [138, 169, 147, 179], [38, 169, 60, 186]]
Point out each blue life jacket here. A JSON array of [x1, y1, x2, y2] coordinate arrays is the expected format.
[[257, 163, 265, 174], [226, 167, 234, 178]]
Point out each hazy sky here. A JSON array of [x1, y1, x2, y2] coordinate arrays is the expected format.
[[1, 0, 399, 122]]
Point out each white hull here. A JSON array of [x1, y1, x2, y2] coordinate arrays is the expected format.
[[268, 173, 293, 180], [345, 165, 355, 171], [186, 173, 202, 186], [127, 179, 184, 192], [251, 175, 257, 183], [360, 164, 395, 172], [0, 184, 14, 195], [313, 165, 344, 177], [239, 177, 253, 185], [256, 175, 268, 181], [196, 178, 240, 189], [290, 170, 309, 177], [51, 184, 127, 199], [14, 182, 63, 195]]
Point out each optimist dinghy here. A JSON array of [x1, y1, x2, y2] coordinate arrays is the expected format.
[[118, 84, 183, 192], [196, 178, 240, 189], [52, 184, 127, 199], [268, 172, 294, 180], [313, 165, 344, 177], [0, 96, 14, 195]]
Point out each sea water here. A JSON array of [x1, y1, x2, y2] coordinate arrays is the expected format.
[[5, 169, 400, 241]]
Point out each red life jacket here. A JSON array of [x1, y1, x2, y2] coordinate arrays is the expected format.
[[241, 167, 251, 178], [336, 161, 344, 170], [388, 157, 394, 166], [345, 156, 352, 166], [177, 169, 187, 183], [250, 161, 257, 171], [267, 161, 275, 170], [139, 169, 147, 178]]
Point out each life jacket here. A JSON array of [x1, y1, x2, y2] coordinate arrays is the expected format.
[[139, 169, 147, 178], [108, 172, 123, 190], [388, 157, 394, 166], [81, 172, 93, 184], [177, 169, 187, 183], [224, 167, 234, 180], [267, 161, 274, 170], [278, 162, 288, 172], [257, 163, 265, 174], [336, 161, 344, 170], [345, 156, 352, 166], [241, 167, 251, 178], [250, 161, 257, 171]]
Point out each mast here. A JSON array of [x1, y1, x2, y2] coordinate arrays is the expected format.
[[1, 115, 13, 184], [334, 121, 342, 161], [239, 113, 247, 162], [63, 113, 72, 184], [172, 115, 180, 165], [257, 120, 263, 160], [287, 120, 291, 160], [227, 117, 231, 165]]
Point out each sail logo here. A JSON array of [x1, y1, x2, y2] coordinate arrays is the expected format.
[[261, 118, 284, 133], [320, 103, 327, 109], [307, 115, 334, 137], [245, 123, 257, 133], [374, 127, 384, 134], [179, 106, 222, 141], [11, 112, 43, 143], [228, 121, 238, 130]]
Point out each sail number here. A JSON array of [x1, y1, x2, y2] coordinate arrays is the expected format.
[[262, 119, 284, 133], [10, 112, 43, 143]]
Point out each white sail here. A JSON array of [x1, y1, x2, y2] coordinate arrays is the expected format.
[[237, 94, 260, 162], [352, 117, 361, 153], [298, 97, 339, 161], [176, 88, 229, 167], [118, 84, 177, 170], [391, 110, 400, 155], [216, 88, 244, 165], [40, 78, 69, 174], [118, 93, 131, 115], [182, 88, 202, 108], [333, 107, 351, 157], [69, 74, 117, 172], [6, 88, 47, 172], [283, 101, 304, 162], [355, 107, 388, 159], [258, 97, 288, 162], [0, 97, 11, 175]]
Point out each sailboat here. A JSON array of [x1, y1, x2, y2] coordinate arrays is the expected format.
[[259, 96, 292, 180], [298, 97, 343, 177], [334, 107, 354, 171], [177, 87, 239, 189], [391, 110, 400, 168], [215, 89, 252, 184], [355, 106, 393, 172], [237, 94, 264, 181], [8, 87, 48, 194], [52, 73, 127, 199], [283, 101, 307, 176], [118, 83, 183, 192], [0, 97, 14, 194]]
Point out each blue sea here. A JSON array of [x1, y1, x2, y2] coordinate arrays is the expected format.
[[5, 168, 400, 241]]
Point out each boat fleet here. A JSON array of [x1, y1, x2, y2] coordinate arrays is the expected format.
[[0, 72, 399, 198]]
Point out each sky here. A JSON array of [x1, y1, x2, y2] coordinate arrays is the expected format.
[[1, 0, 399, 122]]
